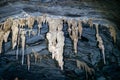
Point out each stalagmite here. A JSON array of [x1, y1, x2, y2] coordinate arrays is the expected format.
[[20, 29, 26, 65], [95, 24, 106, 64], [12, 20, 19, 49], [78, 20, 83, 39], [27, 54, 30, 70]]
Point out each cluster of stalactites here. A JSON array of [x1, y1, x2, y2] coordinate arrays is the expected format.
[[46, 18, 64, 70], [67, 19, 83, 54], [95, 24, 106, 64], [36, 15, 46, 36]]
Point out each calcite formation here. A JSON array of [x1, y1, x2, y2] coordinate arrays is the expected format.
[[20, 29, 26, 65], [46, 18, 64, 70], [0, 14, 117, 70], [67, 19, 79, 54]]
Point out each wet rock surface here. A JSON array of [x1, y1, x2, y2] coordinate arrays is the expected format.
[[0, 0, 120, 80]]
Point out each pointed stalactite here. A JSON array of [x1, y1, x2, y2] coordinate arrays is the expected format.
[[55, 23, 65, 70], [18, 18, 26, 28], [36, 16, 43, 36], [78, 20, 83, 39], [109, 25, 117, 44], [68, 19, 78, 54], [20, 29, 26, 65], [0, 30, 4, 54], [27, 54, 30, 71], [95, 24, 106, 64], [16, 27, 20, 60], [12, 20, 19, 49], [67, 19, 72, 39]]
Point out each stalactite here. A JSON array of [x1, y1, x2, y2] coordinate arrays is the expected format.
[[41, 14, 47, 23], [0, 23, 4, 29], [46, 18, 64, 70], [78, 20, 83, 39], [27, 16, 35, 29], [95, 24, 106, 64], [26, 16, 35, 37], [3, 17, 13, 32], [28, 29, 32, 38], [16, 27, 20, 60], [12, 20, 19, 49], [68, 19, 78, 54], [20, 29, 26, 65], [55, 25, 65, 70], [36, 16, 43, 35], [0, 30, 4, 53], [46, 18, 57, 54], [3, 30, 10, 42], [109, 25, 116, 44], [18, 18, 26, 28], [88, 18, 93, 28], [27, 54, 30, 70], [32, 49, 41, 64], [67, 19, 72, 39], [76, 60, 94, 79]]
